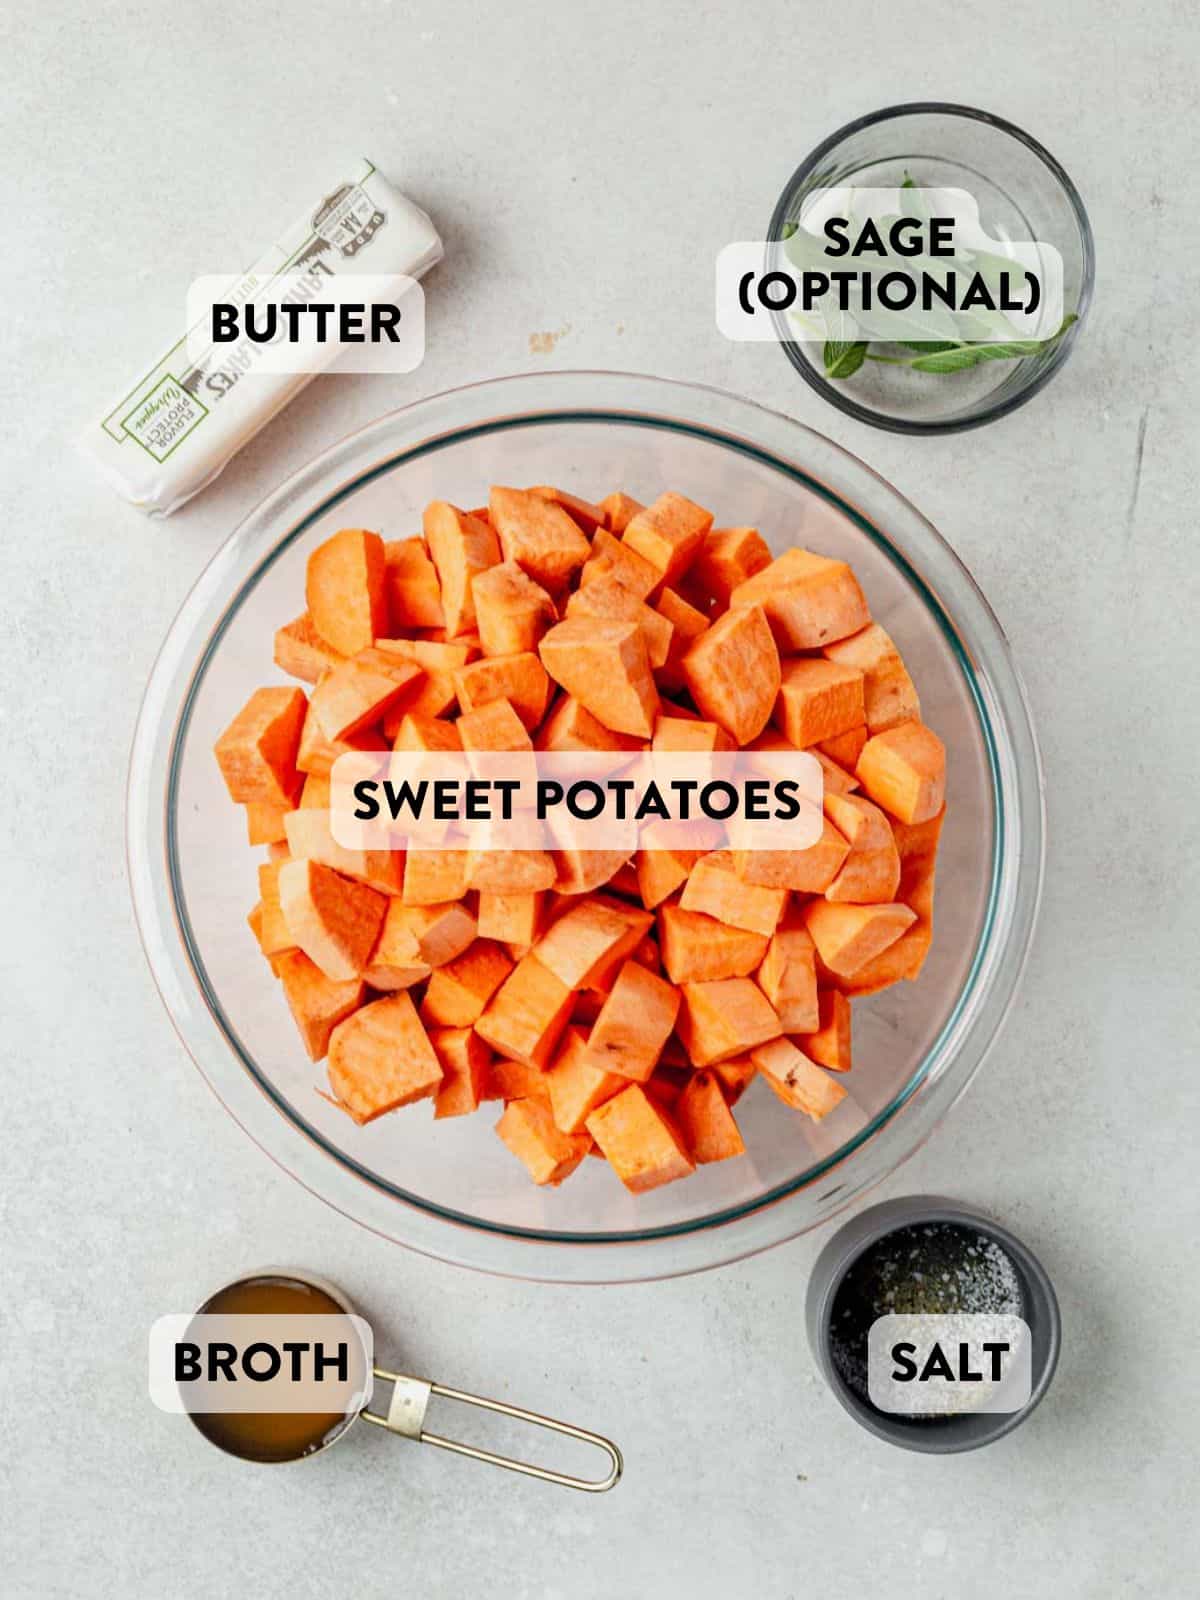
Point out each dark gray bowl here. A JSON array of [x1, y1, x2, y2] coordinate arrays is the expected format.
[[806, 1196, 1060, 1453]]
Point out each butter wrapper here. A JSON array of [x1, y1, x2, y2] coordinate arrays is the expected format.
[[80, 159, 442, 517]]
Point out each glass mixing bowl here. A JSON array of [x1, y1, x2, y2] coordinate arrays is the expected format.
[[128, 372, 1043, 1282]]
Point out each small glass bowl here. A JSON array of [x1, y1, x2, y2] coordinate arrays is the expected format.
[[767, 103, 1094, 434], [128, 372, 1044, 1282]]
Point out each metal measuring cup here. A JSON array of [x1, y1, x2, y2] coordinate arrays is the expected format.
[[183, 1269, 622, 1492]]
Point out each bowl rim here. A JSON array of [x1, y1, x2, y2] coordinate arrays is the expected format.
[[127, 370, 1044, 1281], [766, 101, 1096, 435]]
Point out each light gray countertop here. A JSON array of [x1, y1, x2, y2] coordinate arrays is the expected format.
[[3, 2, 1198, 1595]]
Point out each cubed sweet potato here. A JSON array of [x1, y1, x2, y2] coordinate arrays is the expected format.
[[798, 988, 853, 1072], [423, 502, 501, 637], [431, 1027, 492, 1119], [536, 694, 644, 754], [855, 721, 946, 825], [384, 537, 445, 631], [598, 492, 644, 535], [802, 899, 916, 979], [214, 686, 307, 806], [756, 920, 819, 1032], [278, 858, 387, 981], [824, 623, 919, 732], [472, 561, 557, 658], [675, 978, 781, 1066], [309, 648, 422, 743], [566, 577, 673, 669], [306, 528, 388, 656], [691, 526, 772, 606], [731, 548, 869, 650], [477, 890, 546, 947], [751, 1036, 846, 1119], [586, 960, 681, 1083], [283, 808, 404, 896], [489, 486, 590, 589], [245, 801, 290, 847], [327, 992, 443, 1122], [680, 852, 788, 937], [622, 492, 713, 588], [585, 1084, 696, 1192], [275, 950, 365, 1061], [474, 953, 575, 1069], [274, 614, 345, 684], [496, 1097, 591, 1186], [681, 603, 780, 744], [822, 791, 901, 904], [773, 659, 866, 749], [539, 617, 659, 738], [545, 1025, 625, 1133], [675, 1070, 746, 1163], [534, 894, 653, 989], [420, 939, 514, 1026], [657, 903, 768, 983], [579, 528, 660, 600], [732, 816, 850, 894]]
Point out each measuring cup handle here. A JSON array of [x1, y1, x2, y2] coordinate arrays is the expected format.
[[362, 1369, 622, 1493]]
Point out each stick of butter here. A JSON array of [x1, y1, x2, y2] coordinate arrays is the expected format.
[[80, 159, 442, 516]]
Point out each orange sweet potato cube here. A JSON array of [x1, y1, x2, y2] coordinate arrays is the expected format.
[[455, 651, 552, 731], [421, 939, 514, 1026], [622, 492, 713, 588], [296, 701, 388, 779], [680, 852, 788, 938], [657, 903, 768, 983], [456, 696, 534, 756], [751, 1036, 846, 1119], [488, 485, 590, 590], [474, 953, 575, 1069], [306, 528, 388, 656], [423, 501, 501, 637], [327, 991, 443, 1122], [566, 577, 673, 669], [580, 528, 660, 600], [691, 526, 772, 606], [496, 1098, 591, 1186], [774, 659, 866, 749], [402, 847, 471, 906], [733, 815, 850, 894], [377, 637, 478, 724], [586, 960, 680, 1083], [598, 491, 644, 534], [482, 1056, 552, 1105], [282, 808, 404, 896], [477, 891, 545, 947], [756, 920, 819, 1033], [680, 602, 780, 744], [711, 1053, 757, 1106], [466, 846, 557, 895], [274, 950, 364, 1061], [257, 861, 298, 955], [802, 899, 916, 979], [392, 712, 463, 762], [310, 648, 422, 743], [822, 791, 901, 904], [431, 1026, 492, 1118], [676, 1071, 746, 1163], [652, 715, 735, 754], [534, 894, 653, 989], [545, 1025, 625, 1133], [529, 484, 608, 533], [585, 1084, 696, 1193], [824, 623, 920, 732], [731, 547, 870, 650], [214, 686, 307, 805], [472, 561, 557, 658], [841, 809, 943, 993], [539, 617, 659, 738], [384, 536, 445, 631], [819, 725, 868, 768], [799, 989, 853, 1072], [362, 899, 433, 992], [245, 801, 290, 847], [675, 978, 781, 1066], [812, 748, 860, 796], [377, 898, 476, 971], [855, 721, 946, 825], [274, 614, 345, 684], [278, 858, 388, 981], [654, 586, 711, 691]]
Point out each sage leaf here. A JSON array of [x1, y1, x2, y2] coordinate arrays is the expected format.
[[823, 339, 869, 379]]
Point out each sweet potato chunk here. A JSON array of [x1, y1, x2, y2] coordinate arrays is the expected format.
[[402, 848, 471, 906], [477, 891, 545, 947], [483, 1056, 552, 1105], [275, 951, 364, 1061], [296, 701, 387, 780], [423, 501, 501, 637], [283, 808, 404, 896], [536, 695, 643, 753], [733, 816, 850, 894], [327, 992, 443, 1122], [421, 940, 513, 1027], [819, 725, 868, 768], [586, 1084, 695, 1192], [488, 486, 590, 589], [681, 603, 780, 743], [622, 492, 713, 588], [496, 1098, 591, 1186], [580, 528, 660, 600], [455, 651, 553, 731], [456, 696, 534, 754], [310, 648, 422, 742], [675, 978, 781, 1066], [534, 894, 652, 989], [676, 1071, 746, 1163], [545, 1025, 624, 1133], [654, 586, 711, 692], [274, 614, 345, 684], [680, 852, 788, 937], [566, 577, 673, 669], [472, 561, 557, 658], [214, 686, 307, 806], [652, 715, 735, 754], [245, 801, 290, 847], [431, 1027, 492, 1118], [377, 637, 477, 723], [598, 492, 644, 534], [802, 899, 916, 980], [474, 953, 575, 1069], [392, 712, 462, 757], [774, 659, 866, 749], [798, 988, 853, 1072], [306, 528, 387, 656], [822, 791, 901, 904], [657, 903, 768, 983], [731, 548, 869, 650], [539, 617, 659, 738], [756, 920, 819, 1032], [856, 722, 946, 825], [692, 526, 772, 606], [751, 1037, 846, 1119], [384, 537, 445, 631], [824, 623, 919, 732], [278, 858, 387, 981], [586, 960, 681, 1083], [362, 899, 433, 991]]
